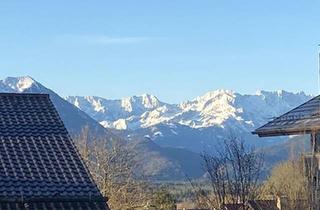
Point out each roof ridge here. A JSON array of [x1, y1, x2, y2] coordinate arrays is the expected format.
[[0, 92, 49, 97]]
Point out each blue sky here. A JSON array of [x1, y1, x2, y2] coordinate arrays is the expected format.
[[0, 0, 320, 102]]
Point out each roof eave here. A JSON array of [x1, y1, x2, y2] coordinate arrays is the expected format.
[[252, 128, 313, 137]]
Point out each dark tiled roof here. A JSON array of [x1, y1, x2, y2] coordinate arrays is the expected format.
[[253, 95, 320, 137], [0, 93, 108, 209]]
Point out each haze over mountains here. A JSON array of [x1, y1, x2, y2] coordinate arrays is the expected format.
[[0, 76, 313, 180]]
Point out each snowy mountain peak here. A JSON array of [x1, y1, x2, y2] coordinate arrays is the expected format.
[[197, 89, 235, 102], [140, 93, 161, 108], [122, 94, 161, 112], [2, 76, 38, 92], [203, 89, 234, 97]]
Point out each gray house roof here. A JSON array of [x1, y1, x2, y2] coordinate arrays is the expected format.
[[253, 95, 320, 137], [0, 93, 109, 209]]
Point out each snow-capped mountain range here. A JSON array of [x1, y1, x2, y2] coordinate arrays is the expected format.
[[67, 90, 311, 131], [65, 87, 311, 151], [0, 76, 312, 152]]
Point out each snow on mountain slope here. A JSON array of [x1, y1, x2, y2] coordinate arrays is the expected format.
[[66, 89, 311, 132], [2, 76, 38, 92], [178, 90, 242, 128], [0, 76, 37, 92], [66, 94, 173, 130], [66, 89, 311, 151]]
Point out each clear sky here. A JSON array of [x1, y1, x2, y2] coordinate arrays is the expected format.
[[0, 0, 320, 103]]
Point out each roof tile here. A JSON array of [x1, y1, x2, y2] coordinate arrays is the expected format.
[[0, 93, 108, 209]]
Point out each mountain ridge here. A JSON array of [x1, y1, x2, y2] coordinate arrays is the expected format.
[[66, 88, 311, 151], [66, 89, 310, 130]]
